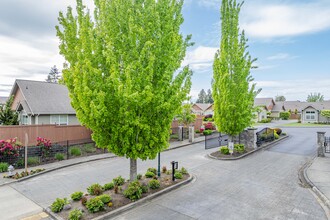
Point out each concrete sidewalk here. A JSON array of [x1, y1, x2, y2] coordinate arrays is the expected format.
[[306, 154, 330, 211], [0, 136, 204, 220]]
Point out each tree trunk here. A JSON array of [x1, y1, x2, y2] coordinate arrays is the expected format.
[[130, 158, 137, 181]]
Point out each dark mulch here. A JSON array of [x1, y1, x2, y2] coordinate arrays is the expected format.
[[210, 147, 255, 159], [57, 173, 189, 220]]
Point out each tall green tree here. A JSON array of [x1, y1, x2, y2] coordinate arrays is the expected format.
[[46, 65, 62, 83], [56, 0, 192, 180], [275, 95, 286, 102], [196, 89, 207, 103], [176, 104, 196, 128], [212, 0, 258, 141], [307, 92, 324, 102], [0, 96, 19, 125], [206, 89, 214, 103]]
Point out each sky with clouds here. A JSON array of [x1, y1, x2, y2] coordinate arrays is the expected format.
[[0, 0, 329, 101]]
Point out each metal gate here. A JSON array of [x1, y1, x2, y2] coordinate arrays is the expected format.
[[205, 132, 228, 149], [325, 137, 330, 153]]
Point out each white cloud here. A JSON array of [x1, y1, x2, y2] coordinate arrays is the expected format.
[[182, 46, 218, 72], [241, 1, 330, 38], [267, 53, 298, 61]]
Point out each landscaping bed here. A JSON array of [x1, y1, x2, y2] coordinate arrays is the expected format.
[[49, 167, 190, 220], [210, 147, 255, 159]]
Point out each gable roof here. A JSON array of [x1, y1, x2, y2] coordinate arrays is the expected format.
[[301, 101, 330, 111], [254, 98, 275, 110], [193, 103, 212, 111], [10, 79, 75, 115]]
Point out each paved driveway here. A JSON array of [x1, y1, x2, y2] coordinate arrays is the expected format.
[[11, 127, 329, 219]]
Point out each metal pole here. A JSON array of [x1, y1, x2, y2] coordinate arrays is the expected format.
[[171, 161, 175, 181], [157, 152, 161, 177], [24, 133, 28, 172]]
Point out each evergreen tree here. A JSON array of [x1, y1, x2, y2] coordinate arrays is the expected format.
[[275, 95, 286, 102], [206, 89, 214, 103], [46, 65, 62, 83], [307, 93, 324, 102], [212, 0, 258, 140], [56, 0, 192, 180], [0, 96, 19, 125], [196, 89, 207, 103]]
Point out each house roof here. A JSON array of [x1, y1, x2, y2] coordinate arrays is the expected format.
[[254, 98, 275, 110], [272, 102, 285, 112], [193, 103, 213, 111], [10, 79, 75, 115], [301, 101, 330, 111], [0, 96, 8, 105]]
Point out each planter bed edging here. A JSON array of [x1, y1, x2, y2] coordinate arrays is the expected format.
[[208, 135, 290, 161], [45, 174, 195, 220]]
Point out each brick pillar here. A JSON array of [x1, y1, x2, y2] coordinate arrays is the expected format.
[[178, 126, 183, 141], [189, 126, 195, 143], [247, 128, 258, 149], [317, 131, 326, 157]]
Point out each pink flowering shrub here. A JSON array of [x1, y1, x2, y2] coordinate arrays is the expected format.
[[0, 138, 21, 157], [36, 137, 52, 158]]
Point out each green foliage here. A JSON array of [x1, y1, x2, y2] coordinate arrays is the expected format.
[[136, 174, 142, 180], [203, 130, 212, 135], [260, 118, 272, 123], [0, 96, 19, 125], [71, 191, 83, 201], [70, 147, 82, 156], [273, 128, 282, 135], [113, 176, 125, 186], [81, 196, 87, 206], [56, 0, 192, 181], [196, 89, 207, 103], [68, 208, 83, 220], [174, 171, 183, 179], [147, 168, 157, 175], [0, 162, 9, 172], [87, 183, 104, 196], [176, 104, 196, 127], [307, 92, 324, 102], [274, 131, 279, 139], [220, 146, 230, 155], [141, 183, 149, 193], [180, 167, 188, 175], [148, 179, 161, 189], [162, 166, 167, 173], [83, 143, 96, 153], [280, 112, 290, 120], [145, 171, 156, 178], [103, 182, 114, 191], [55, 153, 65, 161], [234, 144, 245, 154], [51, 198, 68, 213], [46, 65, 62, 83], [27, 157, 40, 166], [96, 194, 112, 204], [123, 181, 143, 201], [321, 110, 330, 119], [275, 95, 286, 102], [212, 0, 259, 137], [86, 197, 104, 213]]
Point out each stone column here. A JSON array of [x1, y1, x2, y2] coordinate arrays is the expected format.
[[317, 131, 326, 157], [189, 126, 195, 143], [247, 128, 258, 149], [178, 126, 184, 141]]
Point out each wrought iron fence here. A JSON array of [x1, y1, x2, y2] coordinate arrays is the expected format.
[[256, 128, 274, 147], [205, 131, 228, 149], [324, 137, 330, 153], [0, 138, 109, 168]]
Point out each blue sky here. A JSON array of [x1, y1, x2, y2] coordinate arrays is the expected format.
[[0, 0, 329, 101]]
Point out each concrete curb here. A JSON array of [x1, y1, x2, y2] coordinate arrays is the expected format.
[[45, 174, 195, 220], [1, 139, 203, 187], [300, 157, 330, 213], [207, 135, 290, 161]]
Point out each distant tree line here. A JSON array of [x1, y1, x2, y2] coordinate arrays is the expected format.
[[196, 89, 213, 103]]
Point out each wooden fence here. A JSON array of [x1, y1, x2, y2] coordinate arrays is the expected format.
[[0, 124, 92, 145]]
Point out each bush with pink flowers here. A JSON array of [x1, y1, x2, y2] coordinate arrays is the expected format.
[[0, 138, 21, 158], [36, 137, 52, 158]]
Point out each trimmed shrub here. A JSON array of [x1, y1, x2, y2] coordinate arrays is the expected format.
[[103, 182, 114, 191], [280, 112, 290, 120], [203, 130, 212, 136], [123, 180, 142, 201], [174, 171, 183, 179], [148, 179, 160, 189], [86, 197, 104, 213], [87, 183, 104, 196], [204, 122, 215, 130], [220, 146, 230, 155], [83, 143, 96, 153], [145, 171, 156, 178], [113, 176, 125, 186], [27, 157, 40, 166], [136, 174, 142, 180], [55, 153, 65, 161], [70, 147, 82, 156], [96, 194, 111, 204], [147, 167, 157, 175], [0, 162, 9, 172], [71, 191, 83, 201], [234, 144, 245, 154], [51, 198, 68, 213], [260, 118, 272, 123], [68, 208, 83, 220], [141, 183, 149, 193], [180, 167, 188, 175]]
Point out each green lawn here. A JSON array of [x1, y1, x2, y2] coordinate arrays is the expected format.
[[279, 122, 330, 127]]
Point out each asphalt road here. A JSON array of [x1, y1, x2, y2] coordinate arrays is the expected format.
[[11, 127, 329, 219]]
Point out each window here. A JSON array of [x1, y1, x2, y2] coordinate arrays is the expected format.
[[305, 111, 316, 120], [21, 115, 28, 125], [51, 115, 68, 125]]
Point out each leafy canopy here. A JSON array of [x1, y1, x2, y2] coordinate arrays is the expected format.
[[176, 104, 196, 127], [56, 0, 192, 160], [307, 93, 324, 102], [212, 0, 259, 136], [0, 96, 19, 125]]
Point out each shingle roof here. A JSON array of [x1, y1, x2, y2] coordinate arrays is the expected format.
[[0, 97, 7, 105], [254, 98, 275, 110], [11, 80, 75, 115], [302, 101, 330, 111], [194, 103, 212, 111]]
